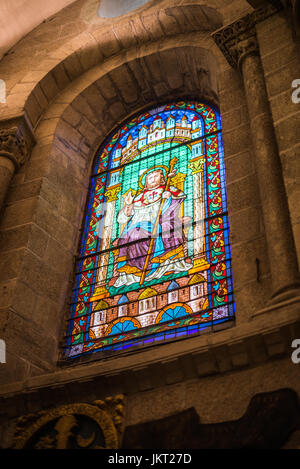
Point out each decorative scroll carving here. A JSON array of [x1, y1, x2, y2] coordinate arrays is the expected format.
[[212, 3, 283, 68], [0, 116, 35, 169], [13, 395, 124, 449]]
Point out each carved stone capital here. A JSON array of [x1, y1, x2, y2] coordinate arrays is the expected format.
[[212, 3, 283, 69], [0, 116, 35, 170]]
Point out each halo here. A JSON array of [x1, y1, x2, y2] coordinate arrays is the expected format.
[[138, 165, 169, 189]]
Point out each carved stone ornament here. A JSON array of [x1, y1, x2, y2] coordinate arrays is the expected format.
[[212, 2, 283, 69], [0, 116, 35, 169], [12, 395, 125, 449]]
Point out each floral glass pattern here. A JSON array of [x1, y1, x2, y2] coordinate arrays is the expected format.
[[65, 101, 235, 358]]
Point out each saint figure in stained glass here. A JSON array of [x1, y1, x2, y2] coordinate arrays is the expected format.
[[111, 165, 191, 288]]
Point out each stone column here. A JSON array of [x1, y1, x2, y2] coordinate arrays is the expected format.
[[213, 5, 300, 302], [0, 117, 34, 214]]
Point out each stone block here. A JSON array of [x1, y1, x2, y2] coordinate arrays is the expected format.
[[234, 276, 271, 322], [44, 237, 73, 274], [224, 149, 253, 183], [72, 94, 99, 126], [25, 93, 42, 128], [227, 173, 260, 214], [55, 120, 83, 150], [143, 53, 164, 84], [93, 29, 120, 58], [77, 42, 102, 72], [231, 236, 270, 288], [246, 335, 268, 364], [218, 68, 243, 93], [269, 89, 298, 125], [160, 49, 184, 90], [0, 198, 38, 230], [126, 60, 152, 97], [263, 330, 286, 358], [19, 249, 66, 303], [59, 193, 81, 223], [0, 225, 32, 253], [24, 157, 49, 182], [31, 84, 49, 111], [63, 52, 83, 81], [0, 309, 58, 372], [82, 85, 107, 118], [52, 63, 71, 91], [76, 118, 98, 145], [292, 221, 300, 265], [213, 345, 232, 373], [0, 350, 30, 386], [227, 341, 249, 368], [229, 205, 263, 245], [108, 101, 127, 122], [111, 67, 139, 105], [6, 179, 42, 204], [62, 105, 82, 128], [0, 280, 16, 311], [39, 178, 62, 213], [35, 118, 59, 140], [112, 22, 136, 50], [40, 72, 60, 103], [10, 279, 37, 320], [133, 367, 154, 392], [27, 224, 50, 258], [257, 14, 292, 57], [192, 350, 218, 377], [221, 105, 249, 133], [275, 113, 300, 152], [222, 125, 252, 158], [45, 156, 84, 203], [162, 358, 185, 385], [33, 294, 63, 335], [262, 42, 300, 77], [33, 198, 77, 251], [265, 59, 300, 99], [219, 88, 246, 114]]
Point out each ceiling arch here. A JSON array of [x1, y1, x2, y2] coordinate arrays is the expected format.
[[41, 44, 220, 176], [0, 2, 226, 124], [0, 0, 76, 60]]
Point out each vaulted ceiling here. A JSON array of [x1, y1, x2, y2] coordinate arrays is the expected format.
[[0, 0, 76, 60]]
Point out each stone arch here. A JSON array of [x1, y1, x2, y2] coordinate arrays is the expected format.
[[0, 3, 224, 126], [3, 0, 270, 382], [11, 43, 222, 369], [52, 45, 220, 164]]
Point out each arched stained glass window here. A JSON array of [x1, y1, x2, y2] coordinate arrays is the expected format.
[[65, 101, 235, 359]]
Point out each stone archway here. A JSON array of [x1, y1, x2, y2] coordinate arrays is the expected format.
[[0, 40, 224, 382]]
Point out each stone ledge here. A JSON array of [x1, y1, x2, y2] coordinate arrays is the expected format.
[[0, 296, 299, 403]]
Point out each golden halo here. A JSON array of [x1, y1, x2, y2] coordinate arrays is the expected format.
[[138, 165, 169, 189]]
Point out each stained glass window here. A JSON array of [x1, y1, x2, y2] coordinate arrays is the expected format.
[[65, 101, 235, 359]]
